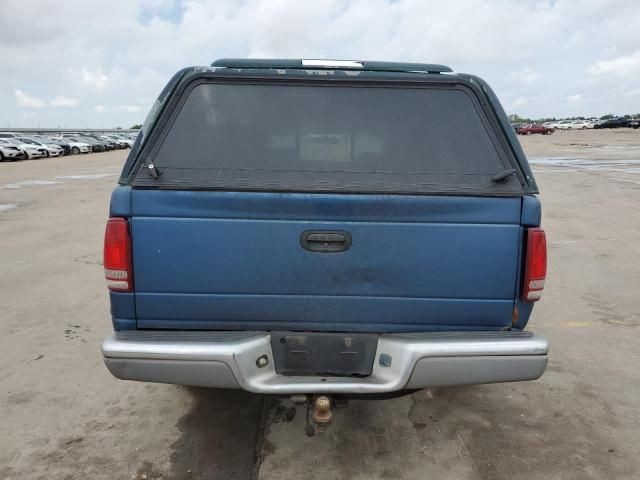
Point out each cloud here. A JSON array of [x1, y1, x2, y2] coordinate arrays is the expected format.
[[50, 95, 80, 107], [79, 67, 109, 90], [564, 30, 584, 49], [506, 96, 529, 111], [16, 89, 80, 109], [588, 50, 640, 76], [510, 67, 540, 83], [14, 89, 45, 108], [95, 104, 141, 113], [3, 0, 640, 125], [116, 105, 141, 112], [566, 94, 583, 104]]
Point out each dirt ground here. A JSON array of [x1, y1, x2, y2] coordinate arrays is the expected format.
[[521, 127, 640, 159], [1, 128, 639, 479]]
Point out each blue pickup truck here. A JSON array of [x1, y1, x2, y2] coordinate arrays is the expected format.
[[102, 59, 548, 399]]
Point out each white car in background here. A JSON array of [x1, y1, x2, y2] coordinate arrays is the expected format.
[[0, 139, 26, 161], [50, 137, 91, 155], [111, 134, 134, 147], [16, 137, 64, 157], [4, 138, 48, 159], [554, 120, 576, 130], [568, 120, 590, 129]]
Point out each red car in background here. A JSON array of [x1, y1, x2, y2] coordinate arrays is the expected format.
[[517, 123, 554, 135]]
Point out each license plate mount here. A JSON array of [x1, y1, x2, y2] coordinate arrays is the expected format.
[[270, 331, 378, 377]]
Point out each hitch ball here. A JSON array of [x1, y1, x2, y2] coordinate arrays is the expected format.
[[312, 395, 333, 424]]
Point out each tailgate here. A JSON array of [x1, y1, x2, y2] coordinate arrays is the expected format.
[[130, 190, 521, 332]]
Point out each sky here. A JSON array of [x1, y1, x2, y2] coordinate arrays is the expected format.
[[1, 0, 639, 128]]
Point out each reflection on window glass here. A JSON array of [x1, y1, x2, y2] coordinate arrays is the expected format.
[[301, 134, 350, 163]]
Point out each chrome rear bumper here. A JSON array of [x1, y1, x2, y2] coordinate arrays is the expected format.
[[102, 330, 548, 394]]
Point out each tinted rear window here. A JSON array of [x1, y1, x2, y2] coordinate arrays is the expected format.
[[133, 82, 521, 194]]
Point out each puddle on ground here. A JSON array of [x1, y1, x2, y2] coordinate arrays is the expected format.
[[0, 204, 18, 213], [593, 144, 640, 150], [529, 157, 640, 175], [1, 180, 63, 189], [1, 172, 118, 190], [56, 173, 118, 180]]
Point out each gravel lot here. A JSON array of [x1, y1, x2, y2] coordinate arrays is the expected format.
[[1, 129, 639, 479]]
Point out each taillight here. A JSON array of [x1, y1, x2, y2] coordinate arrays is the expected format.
[[104, 217, 133, 292], [522, 228, 547, 302]]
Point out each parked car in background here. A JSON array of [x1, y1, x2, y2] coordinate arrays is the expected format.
[[82, 134, 116, 150], [74, 137, 102, 152], [554, 120, 576, 130], [30, 135, 72, 155], [594, 118, 629, 129], [64, 135, 106, 152], [103, 135, 131, 148], [51, 137, 91, 154], [4, 138, 47, 159], [61, 134, 103, 152], [568, 120, 590, 129], [100, 135, 127, 149], [119, 135, 134, 147], [0, 139, 27, 161], [0, 132, 140, 152], [629, 118, 640, 129], [517, 123, 554, 135], [81, 136, 110, 151], [16, 137, 64, 157], [44, 137, 72, 155]]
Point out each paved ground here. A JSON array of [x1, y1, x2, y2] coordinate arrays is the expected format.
[[1, 129, 639, 479]]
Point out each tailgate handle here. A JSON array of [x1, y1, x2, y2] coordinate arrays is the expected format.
[[301, 230, 352, 253]]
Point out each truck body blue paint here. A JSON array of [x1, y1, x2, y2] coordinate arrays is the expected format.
[[127, 192, 521, 332], [104, 60, 547, 380]]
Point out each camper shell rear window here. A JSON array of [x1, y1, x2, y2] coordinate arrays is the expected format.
[[132, 78, 525, 195]]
